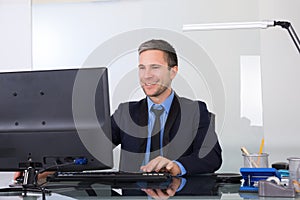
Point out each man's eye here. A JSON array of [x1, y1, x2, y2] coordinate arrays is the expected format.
[[152, 65, 161, 69]]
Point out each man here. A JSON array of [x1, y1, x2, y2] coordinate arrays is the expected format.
[[14, 39, 222, 181], [111, 39, 222, 176]]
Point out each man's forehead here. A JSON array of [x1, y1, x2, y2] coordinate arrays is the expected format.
[[139, 50, 167, 62]]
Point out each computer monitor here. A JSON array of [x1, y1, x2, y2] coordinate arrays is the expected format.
[[0, 67, 113, 173]]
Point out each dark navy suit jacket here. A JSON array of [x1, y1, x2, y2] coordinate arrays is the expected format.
[[111, 94, 222, 175]]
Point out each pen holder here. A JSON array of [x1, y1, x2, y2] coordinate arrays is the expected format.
[[243, 153, 269, 168], [287, 157, 300, 192]]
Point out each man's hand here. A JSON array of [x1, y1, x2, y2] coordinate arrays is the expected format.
[[14, 171, 54, 182], [13, 171, 23, 181], [140, 156, 181, 176]]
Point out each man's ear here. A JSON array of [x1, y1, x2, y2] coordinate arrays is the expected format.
[[170, 65, 178, 79]]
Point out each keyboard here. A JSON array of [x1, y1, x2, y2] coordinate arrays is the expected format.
[[48, 171, 171, 182]]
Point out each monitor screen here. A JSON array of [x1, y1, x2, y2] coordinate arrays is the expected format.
[[0, 67, 113, 172]]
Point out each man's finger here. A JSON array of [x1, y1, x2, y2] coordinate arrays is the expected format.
[[166, 162, 181, 176], [155, 159, 169, 171], [141, 158, 160, 172]]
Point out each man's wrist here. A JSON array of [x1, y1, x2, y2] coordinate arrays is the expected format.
[[173, 161, 186, 176]]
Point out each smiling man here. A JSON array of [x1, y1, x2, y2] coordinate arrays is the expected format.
[[138, 49, 177, 104], [111, 39, 222, 176]]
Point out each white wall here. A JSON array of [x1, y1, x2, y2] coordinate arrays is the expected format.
[[31, 0, 265, 172], [0, 0, 32, 71], [259, 0, 300, 167], [0, 0, 31, 188], [1, 0, 299, 174]]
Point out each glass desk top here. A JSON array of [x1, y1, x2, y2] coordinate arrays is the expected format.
[[0, 174, 299, 200]]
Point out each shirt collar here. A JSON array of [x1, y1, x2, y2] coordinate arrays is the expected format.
[[147, 90, 175, 114]]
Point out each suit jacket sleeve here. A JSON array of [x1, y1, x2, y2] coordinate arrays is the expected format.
[[110, 103, 124, 147]]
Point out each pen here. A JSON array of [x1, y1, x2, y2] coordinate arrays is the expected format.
[[258, 138, 264, 155], [241, 147, 259, 168], [257, 138, 265, 165], [241, 147, 250, 156]]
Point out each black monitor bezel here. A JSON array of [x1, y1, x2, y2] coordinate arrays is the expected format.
[[0, 67, 113, 172]]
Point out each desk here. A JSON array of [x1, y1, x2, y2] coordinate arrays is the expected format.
[[0, 174, 299, 200]]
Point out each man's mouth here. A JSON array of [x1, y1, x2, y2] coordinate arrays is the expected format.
[[145, 83, 155, 86], [144, 82, 158, 86]]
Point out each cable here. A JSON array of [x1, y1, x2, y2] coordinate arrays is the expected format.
[[34, 157, 88, 186]]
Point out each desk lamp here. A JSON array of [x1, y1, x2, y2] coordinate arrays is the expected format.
[[182, 20, 300, 54]]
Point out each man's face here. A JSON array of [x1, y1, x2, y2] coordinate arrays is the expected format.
[[138, 50, 177, 102]]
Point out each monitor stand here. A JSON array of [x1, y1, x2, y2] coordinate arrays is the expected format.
[[0, 165, 51, 200]]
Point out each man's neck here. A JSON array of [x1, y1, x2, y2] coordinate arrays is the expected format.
[[149, 88, 172, 104]]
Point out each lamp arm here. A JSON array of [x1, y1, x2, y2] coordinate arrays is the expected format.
[[274, 21, 300, 54]]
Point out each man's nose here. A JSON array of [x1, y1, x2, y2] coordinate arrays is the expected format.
[[144, 67, 153, 78]]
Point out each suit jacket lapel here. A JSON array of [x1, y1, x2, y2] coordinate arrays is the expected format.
[[133, 96, 181, 156], [137, 98, 148, 153], [163, 95, 180, 149]]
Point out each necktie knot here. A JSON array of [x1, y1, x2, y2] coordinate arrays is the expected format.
[[151, 105, 164, 117]]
